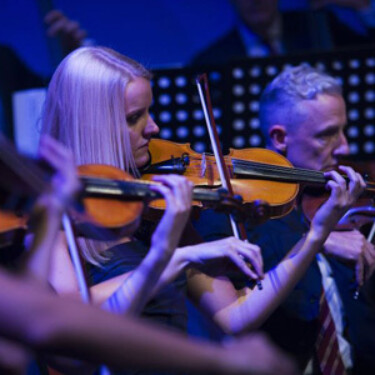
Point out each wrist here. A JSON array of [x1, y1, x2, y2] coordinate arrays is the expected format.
[[146, 243, 174, 266], [173, 246, 194, 271], [36, 193, 71, 213], [305, 227, 327, 250], [150, 235, 175, 255], [29, 200, 64, 229]]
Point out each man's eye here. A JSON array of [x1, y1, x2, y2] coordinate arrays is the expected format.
[[318, 130, 339, 139]]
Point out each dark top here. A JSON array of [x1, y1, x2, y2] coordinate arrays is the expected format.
[[193, 209, 375, 374], [87, 240, 188, 375]]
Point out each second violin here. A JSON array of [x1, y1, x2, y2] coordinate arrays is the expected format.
[[0, 133, 248, 243], [141, 138, 375, 220]]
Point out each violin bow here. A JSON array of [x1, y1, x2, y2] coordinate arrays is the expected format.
[[62, 215, 91, 302], [368, 222, 375, 243], [0, 132, 91, 302], [196, 74, 262, 290]]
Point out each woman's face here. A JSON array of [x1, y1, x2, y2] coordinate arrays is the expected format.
[[125, 77, 159, 168]]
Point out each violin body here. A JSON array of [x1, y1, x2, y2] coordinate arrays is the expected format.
[[302, 193, 375, 230], [142, 139, 299, 219], [0, 210, 27, 250], [0, 155, 246, 244], [73, 164, 144, 240], [0, 164, 145, 244]]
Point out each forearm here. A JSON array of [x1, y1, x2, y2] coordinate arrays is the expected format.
[[20, 202, 64, 283], [89, 248, 187, 308], [45, 311, 225, 374], [101, 242, 178, 315], [216, 230, 324, 333], [0, 273, 229, 374], [150, 247, 190, 295]]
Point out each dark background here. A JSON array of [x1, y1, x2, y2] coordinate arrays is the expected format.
[[1, 0, 374, 160], [0, 0, 314, 76]]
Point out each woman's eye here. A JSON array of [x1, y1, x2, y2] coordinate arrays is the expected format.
[[127, 113, 140, 125]]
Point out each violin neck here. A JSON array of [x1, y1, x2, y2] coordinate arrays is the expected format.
[[81, 176, 226, 203], [82, 177, 160, 201], [232, 158, 375, 194], [232, 159, 326, 185]]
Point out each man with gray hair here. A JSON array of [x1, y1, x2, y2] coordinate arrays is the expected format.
[[254, 64, 375, 374], [195, 64, 375, 374], [259, 63, 346, 168]]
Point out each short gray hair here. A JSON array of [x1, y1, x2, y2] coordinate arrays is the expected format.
[[259, 64, 342, 145]]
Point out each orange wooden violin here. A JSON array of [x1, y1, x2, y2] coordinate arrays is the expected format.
[[141, 138, 375, 219], [301, 159, 375, 229], [0, 133, 247, 246]]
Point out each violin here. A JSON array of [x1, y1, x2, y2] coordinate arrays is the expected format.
[[299, 164, 375, 300], [296, 160, 375, 228], [141, 138, 375, 220], [75, 164, 247, 238], [302, 193, 375, 229], [0, 133, 246, 245]]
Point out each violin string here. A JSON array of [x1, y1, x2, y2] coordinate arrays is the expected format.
[[187, 155, 316, 175], [82, 176, 161, 188], [182, 159, 318, 183], [233, 160, 324, 180], [188, 155, 324, 181], [82, 176, 223, 203], [231, 159, 323, 177], [188, 155, 375, 182], [232, 159, 375, 189], [187, 156, 375, 192], [81, 176, 154, 195]]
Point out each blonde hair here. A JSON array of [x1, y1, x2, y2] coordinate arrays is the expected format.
[[41, 46, 152, 264]]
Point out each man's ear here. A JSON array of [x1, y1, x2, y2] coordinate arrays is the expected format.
[[269, 125, 287, 153]]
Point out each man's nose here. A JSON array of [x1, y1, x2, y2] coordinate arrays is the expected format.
[[334, 132, 350, 157]]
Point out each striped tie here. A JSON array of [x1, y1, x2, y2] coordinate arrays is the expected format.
[[315, 290, 347, 375]]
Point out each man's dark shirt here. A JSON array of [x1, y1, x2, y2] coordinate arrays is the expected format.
[[193, 209, 375, 374]]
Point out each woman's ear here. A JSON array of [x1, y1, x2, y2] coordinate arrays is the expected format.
[[268, 125, 287, 154]]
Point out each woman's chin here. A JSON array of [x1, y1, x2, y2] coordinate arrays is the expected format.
[[135, 154, 151, 169]]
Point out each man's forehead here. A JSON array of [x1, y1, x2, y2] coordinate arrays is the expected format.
[[297, 94, 345, 117], [293, 94, 346, 131]]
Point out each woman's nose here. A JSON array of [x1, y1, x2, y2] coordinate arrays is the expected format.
[[144, 116, 159, 137]]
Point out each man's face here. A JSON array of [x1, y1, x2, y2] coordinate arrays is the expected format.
[[284, 94, 349, 171]]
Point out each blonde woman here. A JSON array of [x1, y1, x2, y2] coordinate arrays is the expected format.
[[0, 137, 297, 375], [42, 46, 263, 316]]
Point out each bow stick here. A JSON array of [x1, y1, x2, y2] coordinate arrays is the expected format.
[[196, 74, 262, 290]]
